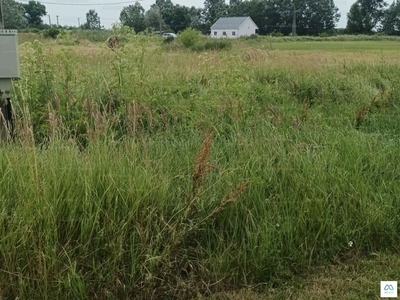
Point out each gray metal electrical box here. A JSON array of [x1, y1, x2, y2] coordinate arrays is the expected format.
[[0, 30, 19, 142], [0, 29, 20, 79]]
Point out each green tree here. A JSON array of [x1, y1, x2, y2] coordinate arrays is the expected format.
[[152, 0, 181, 31], [188, 6, 204, 30], [119, 2, 146, 33], [203, 0, 229, 27], [152, 1, 204, 33], [155, 0, 174, 14], [83, 9, 101, 29], [145, 6, 166, 31], [22, 0, 46, 27], [228, 0, 270, 35], [346, 0, 388, 34], [227, 0, 340, 36], [2, 0, 27, 29], [382, 1, 400, 35], [296, 0, 340, 35], [346, 2, 364, 33]]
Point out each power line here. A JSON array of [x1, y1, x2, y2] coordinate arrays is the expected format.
[[18, 0, 139, 5]]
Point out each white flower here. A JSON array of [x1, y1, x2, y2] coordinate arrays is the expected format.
[[276, 223, 280, 228], [348, 241, 353, 247]]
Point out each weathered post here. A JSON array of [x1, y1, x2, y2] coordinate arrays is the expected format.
[[0, 29, 20, 142]]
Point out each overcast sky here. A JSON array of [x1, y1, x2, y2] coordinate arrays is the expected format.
[[17, 0, 353, 29]]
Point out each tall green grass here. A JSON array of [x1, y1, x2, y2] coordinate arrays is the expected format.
[[2, 36, 400, 299]]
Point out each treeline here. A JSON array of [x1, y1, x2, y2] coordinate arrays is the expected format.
[[2, 0, 103, 30], [3, 0, 400, 36], [111, 0, 342, 36]]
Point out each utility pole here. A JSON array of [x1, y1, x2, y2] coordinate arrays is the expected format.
[[78, 17, 80, 27], [0, 0, 4, 29], [56, 15, 59, 26], [48, 15, 51, 26]]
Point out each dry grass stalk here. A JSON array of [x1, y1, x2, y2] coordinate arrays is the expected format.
[[125, 101, 132, 135], [54, 93, 61, 110], [143, 104, 154, 129], [85, 99, 95, 140], [65, 87, 75, 107], [192, 133, 213, 186], [0, 111, 9, 143], [159, 108, 168, 129], [125, 101, 142, 136], [292, 116, 301, 130], [200, 74, 208, 86], [203, 181, 249, 222], [241, 49, 265, 62], [47, 102, 57, 139], [302, 99, 311, 121], [267, 106, 283, 128], [21, 105, 35, 145], [133, 101, 142, 134], [355, 105, 369, 128], [185, 133, 213, 218]]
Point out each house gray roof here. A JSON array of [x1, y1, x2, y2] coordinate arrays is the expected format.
[[211, 17, 256, 30]]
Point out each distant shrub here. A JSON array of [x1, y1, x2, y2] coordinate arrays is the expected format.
[[56, 30, 80, 45], [270, 31, 284, 37], [179, 28, 201, 48], [164, 36, 175, 44], [318, 32, 329, 38], [73, 29, 112, 43], [191, 38, 232, 51], [162, 41, 181, 51], [42, 27, 60, 39]]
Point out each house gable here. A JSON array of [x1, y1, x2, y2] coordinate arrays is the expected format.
[[238, 17, 259, 30], [210, 17, 258, 38]]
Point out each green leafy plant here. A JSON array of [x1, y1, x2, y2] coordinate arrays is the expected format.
[[178, 27, 201, 48], [191, 38, 232, 51], [164, 36, 175, 44], [56, 30, 80, 46], [42, 27, 60, 39]]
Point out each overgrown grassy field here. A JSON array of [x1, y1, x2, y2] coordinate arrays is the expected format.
[[1, 33, 400, 299]]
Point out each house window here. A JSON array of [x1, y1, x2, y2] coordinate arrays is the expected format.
[[232, 31, 236, 36], [223, 31, 226, 36], [214, 31, 217, 36]]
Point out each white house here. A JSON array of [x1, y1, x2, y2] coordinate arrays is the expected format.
[[210, 17, 259, 39]]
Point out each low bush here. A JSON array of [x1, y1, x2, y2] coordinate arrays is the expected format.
[[191, 38, 232, 51], [179, 28, 201, 48], [270, 31, 284, 37], [42, 27, 60, 39], [56, 30, 80, 46], [164, 36, 175, 44]]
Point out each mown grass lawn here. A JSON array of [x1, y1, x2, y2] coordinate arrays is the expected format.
[[267, 40, 400, 53]]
